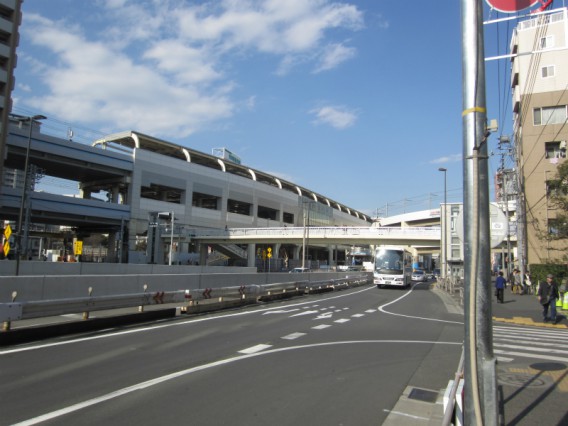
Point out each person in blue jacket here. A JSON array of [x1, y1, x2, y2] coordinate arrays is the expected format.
[[495, 271, 506, 303]]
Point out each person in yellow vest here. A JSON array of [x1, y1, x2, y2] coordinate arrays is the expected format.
[[537, 274, 560, 324]]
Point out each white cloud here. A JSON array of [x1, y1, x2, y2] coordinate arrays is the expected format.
[[23, 14, 232, 138], [18, 1, 364, 139], [313, 43, 356, 73], [430, 154, 462, 164], [310, 105, 357, 130]]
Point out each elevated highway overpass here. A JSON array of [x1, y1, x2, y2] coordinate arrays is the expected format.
[[189, 226, 441, 248]]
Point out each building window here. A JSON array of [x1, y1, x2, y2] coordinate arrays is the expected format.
[[540, 35, 554, 49], [192, 192, 219, 210], [541, 65, 555, 78], [548, 219, 568, 238], [533, 105, 567, 126], [140, 184, 183, 204], [258, 205, 278, 221], [283, 212, 294, 224], [545, 179, 566, 198], [545, 141, 566, 159], [227, 199, 251, 216]]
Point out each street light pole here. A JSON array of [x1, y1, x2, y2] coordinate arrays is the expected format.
[[15, 114, 46, 276], [169, 211, 174, 266], [438, 167, 447, 278], [157, 211, 175, 265]]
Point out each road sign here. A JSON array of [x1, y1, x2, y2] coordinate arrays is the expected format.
[[74, 240, 83, 255], [485, 0, 539, 13], [4, 225, 12, 240], [3, 241, 9, 256], [455, 204, 508, 248]]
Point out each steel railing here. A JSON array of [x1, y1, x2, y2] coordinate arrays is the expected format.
[[0, 275, 371, 330]]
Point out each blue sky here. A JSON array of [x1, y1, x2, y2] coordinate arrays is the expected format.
[[12, 0, 534, 218]]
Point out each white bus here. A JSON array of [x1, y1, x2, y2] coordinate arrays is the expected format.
[[339, 246, 374, 272], [374, 246, 413, 288]]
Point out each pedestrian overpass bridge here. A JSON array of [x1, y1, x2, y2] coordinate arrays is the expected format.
[[189, 226, 441, 248]]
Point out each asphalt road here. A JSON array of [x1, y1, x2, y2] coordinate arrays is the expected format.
[[1, 282, 465, 425]]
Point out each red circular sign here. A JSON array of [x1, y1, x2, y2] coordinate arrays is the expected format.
[[485, 0, 540, 13]]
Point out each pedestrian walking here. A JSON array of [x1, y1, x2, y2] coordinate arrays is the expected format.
[[512, 269, 523, 294], [495, 271, 506, 303], [537, 273, 560, 323]]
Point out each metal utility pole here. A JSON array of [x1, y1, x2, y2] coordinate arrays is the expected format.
[[15, 115, 46, 276], [438, 168, 448, 278], [497, 135, 514, 278], [461, 0, 497, 424]]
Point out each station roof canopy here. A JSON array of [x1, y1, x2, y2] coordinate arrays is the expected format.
[[93, 130, 370, 222]]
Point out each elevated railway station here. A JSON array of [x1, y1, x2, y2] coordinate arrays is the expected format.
[[1, 117, 441, 270]]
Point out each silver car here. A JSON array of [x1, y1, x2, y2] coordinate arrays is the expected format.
[[411, 270, 426, 282]]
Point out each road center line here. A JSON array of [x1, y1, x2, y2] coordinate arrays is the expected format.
[[12, 340, 462, 426]]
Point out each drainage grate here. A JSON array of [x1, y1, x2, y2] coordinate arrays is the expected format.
[[407, 388, 439, 403]]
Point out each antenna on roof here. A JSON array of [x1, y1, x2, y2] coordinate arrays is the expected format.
[[67, 128, 74, 142]]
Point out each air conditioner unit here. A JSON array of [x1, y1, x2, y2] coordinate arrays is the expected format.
[[560, 140, 567, 150]]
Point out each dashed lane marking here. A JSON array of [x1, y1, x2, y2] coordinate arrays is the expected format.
[[281, 332, 306, 340], [334, 319, 350, 324], [312, 324, 332, 330], [289, 310, 319, 317], [238, 344, 272, 354]]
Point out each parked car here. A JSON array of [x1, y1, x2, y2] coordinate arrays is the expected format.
[[411, 270, 426, 282], [289, 267, 310, 273]]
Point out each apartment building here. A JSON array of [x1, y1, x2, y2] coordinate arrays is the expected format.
[[0, 0, 23, 189], [510, 7, 568, 265]]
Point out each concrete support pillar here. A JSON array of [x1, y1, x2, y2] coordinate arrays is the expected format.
[[199, 244, 208, 266], [247, 244, 256, 268], [111, 186, 120, 203], [293, 245, 301, 260], [108, 231, 117, 262], [327, 245, 333, 266]]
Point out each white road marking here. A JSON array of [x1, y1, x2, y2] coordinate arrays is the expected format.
[[351, 314, 365, 318], [382, 409, 429, 421], [496, 356, 515, 363], [13, 340, 462, 426], [281, 333, 306, 340], [493, 349, 568, 363], [238, 344, 272, 354], [289, 310, 319, 317], [1, 286, 375, 356], [315, 312, 333, 320], [262, 309, 300, 315], [334, 319, 350, 324], [312, 324, 332, 330], [365, 309, 376, 313], [378, 283, 463, 325]]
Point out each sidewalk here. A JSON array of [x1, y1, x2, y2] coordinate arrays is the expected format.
[[384, 283, 568, 425], [492, 285, 568, 329]]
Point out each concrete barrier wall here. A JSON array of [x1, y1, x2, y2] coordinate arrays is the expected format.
[[0, 272, 371, 302], [0, 261, 256, 276]]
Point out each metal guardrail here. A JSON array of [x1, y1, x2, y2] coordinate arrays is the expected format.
[[0, 275, 371, 330], [442, 349, 465, 425], [436, 276, 465, 306]]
